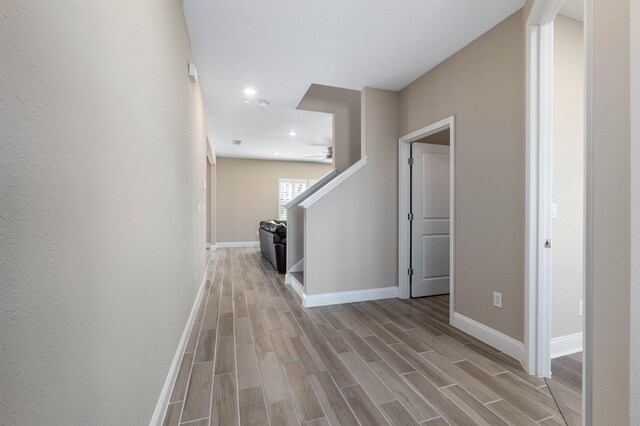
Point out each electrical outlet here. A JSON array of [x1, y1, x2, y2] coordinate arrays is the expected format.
[[493, 292, 503, 309], [579, 301, 584, 317]]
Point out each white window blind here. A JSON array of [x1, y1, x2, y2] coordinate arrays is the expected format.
[[278, 179, 316, 220]]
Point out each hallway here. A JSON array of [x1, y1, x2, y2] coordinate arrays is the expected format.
[[163, 248, 565, 426]]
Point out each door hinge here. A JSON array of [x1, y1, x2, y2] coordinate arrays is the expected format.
[[408, 157, 414, 166], [408, 268, 414, 276], [408, 212, 414, 221], [544, 239, 552, 248]]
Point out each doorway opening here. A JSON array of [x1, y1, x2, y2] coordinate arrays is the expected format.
[[525, 0, 589, 424], [398, 116, 455, 319]]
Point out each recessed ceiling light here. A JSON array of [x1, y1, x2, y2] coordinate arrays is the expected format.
[[259, 100, 270, 108], [273, 152, 279, 156], [243, 87, 257, 96], [288, 131, 297, 136], [242, 99, 250, 104]]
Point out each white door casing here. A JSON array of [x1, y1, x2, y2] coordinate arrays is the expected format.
[[411, 143, 451, 297]]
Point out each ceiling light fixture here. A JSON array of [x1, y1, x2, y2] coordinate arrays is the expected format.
[[259, 100, 270, 108], [288, 131, 297, 136], [232, 139, 242, 145], [273, 152, 279, 156], [243, 87, 257, 96]]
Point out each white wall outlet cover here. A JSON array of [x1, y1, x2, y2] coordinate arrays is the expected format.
[[188, 63, 198, 83], [493, 291, 503, 308]]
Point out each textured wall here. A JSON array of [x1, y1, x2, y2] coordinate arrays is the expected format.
[[0, 1, 208, 424], [398, 9, 526, 340], [215, 158, 331, 242], [591, 0, 631, 424], [631, 0, 640, 423]]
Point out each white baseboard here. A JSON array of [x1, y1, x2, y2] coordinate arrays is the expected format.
[[287, 273, 305, 299], [302, 286, 398, 308], [551, 332, 583, 359], [451, 312, 525, 364], [150, 270, 208, 425], [215, 241, 259, 248]]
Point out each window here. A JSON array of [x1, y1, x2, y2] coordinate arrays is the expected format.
[[278, 179, 318, 220]]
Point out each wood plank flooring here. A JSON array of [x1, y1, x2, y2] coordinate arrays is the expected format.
[[545, 353, 582, 426], [163, 248, 566, 425]]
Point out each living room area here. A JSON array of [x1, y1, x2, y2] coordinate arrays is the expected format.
[[208, 156, 332, 274]]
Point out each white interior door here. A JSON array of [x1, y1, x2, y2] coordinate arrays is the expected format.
[[411, 143, 450, 297]]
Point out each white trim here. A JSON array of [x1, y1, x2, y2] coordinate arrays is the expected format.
[[302, 286, 398, 308], [216, 241, 259, 248], [299, 157, 368, 209], [524, 0, 564, 378], [150, 270, 208, 425], [451, 312, 525, 364], [206, 243, 217, 250], [397, 116, 455, 323], [284, 169, 337, 209], [287, 273, 305, 299], [550, 332, 583, 359]]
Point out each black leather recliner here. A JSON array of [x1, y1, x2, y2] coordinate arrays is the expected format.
[[259, 220, 287, 273]]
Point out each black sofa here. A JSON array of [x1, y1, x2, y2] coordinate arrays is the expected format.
[[259, 220, 287, 273]]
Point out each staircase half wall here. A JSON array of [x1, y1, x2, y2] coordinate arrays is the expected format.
[[300, 88, 400, 302]]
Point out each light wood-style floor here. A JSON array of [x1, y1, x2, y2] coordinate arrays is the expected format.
[[163, 248, 566, 425], [545, 353, 582, 426]]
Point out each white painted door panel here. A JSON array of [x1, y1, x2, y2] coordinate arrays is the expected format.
[[411, 143, 450, 297]]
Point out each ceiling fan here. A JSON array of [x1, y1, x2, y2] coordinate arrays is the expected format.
[[306, 146, 332, 160]]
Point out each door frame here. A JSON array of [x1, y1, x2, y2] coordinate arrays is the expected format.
[[398, 116, 455, 316], [524, 0, 563, 380], [525, 8, 592, 425]]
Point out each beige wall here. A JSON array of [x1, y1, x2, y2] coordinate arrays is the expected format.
[[0, 1, 208, 424], [210, 163, 217, 245], [305, 88, 399, 295], [215, 158, 331, 242], [551, 15, 584, 339], [398, 9, 526, 340], [207, 159, 212, 243], [298, 84, 361, 173], [631, 0, 640, 422], [591, 1, 631, 424]]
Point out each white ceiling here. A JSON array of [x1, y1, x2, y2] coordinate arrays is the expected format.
[[559, 0, 584, 22], [183, 0, 525, 163]]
